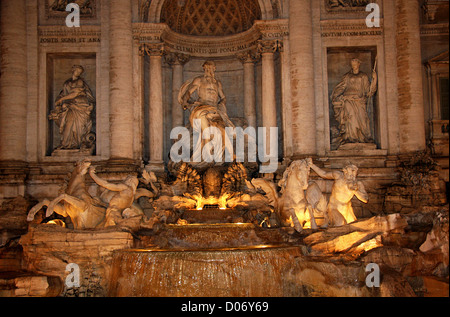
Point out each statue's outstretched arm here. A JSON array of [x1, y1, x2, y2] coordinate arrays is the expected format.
[[89, 167, 127, 192], [310, 163, 335, 180]]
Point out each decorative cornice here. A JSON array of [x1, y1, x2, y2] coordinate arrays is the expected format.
[[38, 25, 101, 37], [38, 25, 101, 45], [320, 19, 383, 38], [132, 20, 287, 58], [420, 23, 449, 36], [133, 23, 169, 43]]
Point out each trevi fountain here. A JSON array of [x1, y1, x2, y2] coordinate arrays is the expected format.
[[0, 0, 448, 299]]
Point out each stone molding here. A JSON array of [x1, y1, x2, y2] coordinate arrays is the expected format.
[[38, 25, 101, 45], [320, 19, 384, 38], [420, 23, 450, 36], [132, 20, 288, 58]]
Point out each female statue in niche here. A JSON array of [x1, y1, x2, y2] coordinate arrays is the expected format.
[[49, 65, 96, 151], [331, 58, 377, 148]]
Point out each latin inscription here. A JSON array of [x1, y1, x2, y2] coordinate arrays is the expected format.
[[40, 37, 101, 44]]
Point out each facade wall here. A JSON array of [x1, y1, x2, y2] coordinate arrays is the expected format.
[[0, 0, 448, 204]]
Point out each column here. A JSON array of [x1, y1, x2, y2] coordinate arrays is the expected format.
[[166, 53, 190, 129], [289, 0, 316, 156], [279, 39, 294, 158], [0, 0, 28, 198], [145, 43, 165, 168], [258, 40, 279, 153], [395, 0, 426, 153], [383, 0, 401, 155], [109, 0, 134, 160], [0, 0, 28, 162], [237, 51, 259, 129]]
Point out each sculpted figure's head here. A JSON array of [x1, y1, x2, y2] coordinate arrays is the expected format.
[[202, 61, 216, 77], [75, 158, 91, 175], [124, 175, 139, 190], [343, 164, 358, 181], [351, 58, 361, 74], [72, 65, 84, 78], [279, 160, 310, 191]]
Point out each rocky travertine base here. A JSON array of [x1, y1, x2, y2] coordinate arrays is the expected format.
[[19, 225, 134, 297], [0, 272, 63, 297], [301, 207, 449, 297], [10, 207, 449, 297]]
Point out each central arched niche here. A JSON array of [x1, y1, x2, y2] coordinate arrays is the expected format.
[[160, 0, 262, 37], [141, 0, 285, 163]]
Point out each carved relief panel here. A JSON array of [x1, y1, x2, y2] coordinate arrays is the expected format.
[[40, 0, 99, 25]]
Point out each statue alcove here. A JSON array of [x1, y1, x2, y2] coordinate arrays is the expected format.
[[326, 46, 379, 151], [46, 53, 97, 157]]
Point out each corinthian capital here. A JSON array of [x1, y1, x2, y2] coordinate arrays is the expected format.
[[165, 52, 190, 66], [257, 40, 282, 54], [139, 43, 165, 57], [236, 49, 261, 64]]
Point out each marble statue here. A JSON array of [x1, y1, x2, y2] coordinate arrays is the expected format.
[[27, 160, 157, 229], [27, 159, 107, 229], [136, 169, 160, 201], [49, 65, 96, 151], [331, 58, 377, 147], [89, 167, 140, 227], [309, 161, 369, 227], [178, 61, 235, 166], [250, 159, 326, 232]]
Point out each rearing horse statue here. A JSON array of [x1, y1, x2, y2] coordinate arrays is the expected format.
[[27, 159, 107, 229], [251, 159, 327, 232]]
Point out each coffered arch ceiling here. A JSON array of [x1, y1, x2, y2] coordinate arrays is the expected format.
[[143, 0, 285, 27], [160, 0, 262, 37]]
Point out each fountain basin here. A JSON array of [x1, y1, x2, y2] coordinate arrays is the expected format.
[[136, 223, 295, 249], [108, 245, 304, 297]]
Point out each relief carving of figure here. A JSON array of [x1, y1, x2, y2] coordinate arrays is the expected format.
[[310, 161, 369, 227], [49, 65, 96, 152], [49, 0, 93, 15], [331, 58, 377, 148], [328, 0, 371, 8], [178, 61, 235, 167]]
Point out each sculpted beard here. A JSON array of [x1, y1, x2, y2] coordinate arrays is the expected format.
[[344, 171, 358, 191]]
